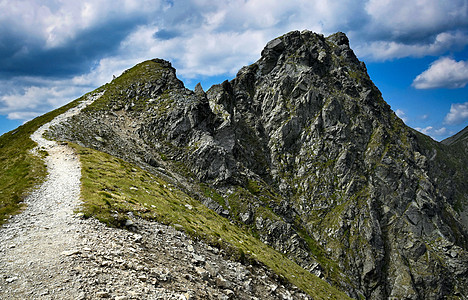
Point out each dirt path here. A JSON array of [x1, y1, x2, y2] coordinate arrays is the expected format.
[[0, 94, 101, 298]]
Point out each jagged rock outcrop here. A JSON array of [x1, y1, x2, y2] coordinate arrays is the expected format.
[[442, 125, 468, 147], [50, 30, 468, 299]]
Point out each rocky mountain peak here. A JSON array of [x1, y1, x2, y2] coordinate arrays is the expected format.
[[49, 30, 468, 299], [256, 30, 362, 77]]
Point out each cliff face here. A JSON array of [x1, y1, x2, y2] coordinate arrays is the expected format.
[[50, 30, 468, 299]]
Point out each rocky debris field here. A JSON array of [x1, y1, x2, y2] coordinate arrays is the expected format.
[[2, 215, 310, 299], [2, 215, 311, 299]]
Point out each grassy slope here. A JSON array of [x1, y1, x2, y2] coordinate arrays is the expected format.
[[84, 59, 169, 112], [0, 97, 86, 225], [71, 143, 351, 299]]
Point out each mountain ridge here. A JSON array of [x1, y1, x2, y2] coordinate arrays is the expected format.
[[442, 124, 468, 146], [1, 30, 467, 299]]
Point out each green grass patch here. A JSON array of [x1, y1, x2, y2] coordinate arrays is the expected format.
[[85, 59, 175, 113], [72, 143, 350, 299], [200, 183, 226, 208], [159, 152, 168, 161], [0, 95, 89, 225], [247, 179, 261, 195]]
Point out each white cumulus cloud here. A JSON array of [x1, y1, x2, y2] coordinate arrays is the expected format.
[[0, 79, 93, 122], [414, 126, 449, 138], [412, 57, 468, 89], [444, 101, 468, 125], [365, 0, 468, 38], [0, 0, 164, 48], [415, 126, 433, 135], [395, 109, 408, 123], [356, 32, 468, 61]]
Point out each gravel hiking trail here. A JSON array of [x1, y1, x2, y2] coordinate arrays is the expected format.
[[0, 94, 99, 299]]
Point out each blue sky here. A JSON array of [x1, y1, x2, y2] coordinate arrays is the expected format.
[[1, 0, 468, 141]]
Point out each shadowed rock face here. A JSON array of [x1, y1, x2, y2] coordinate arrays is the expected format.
[[51, 30, 468, 299]]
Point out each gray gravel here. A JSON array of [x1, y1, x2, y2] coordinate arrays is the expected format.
[[0, 93, 100, 299]]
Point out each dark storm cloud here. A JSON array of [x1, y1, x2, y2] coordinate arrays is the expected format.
[[154, 29, 181, 40], [1, 0, 464, 79], [0, 18, 148, 78]]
